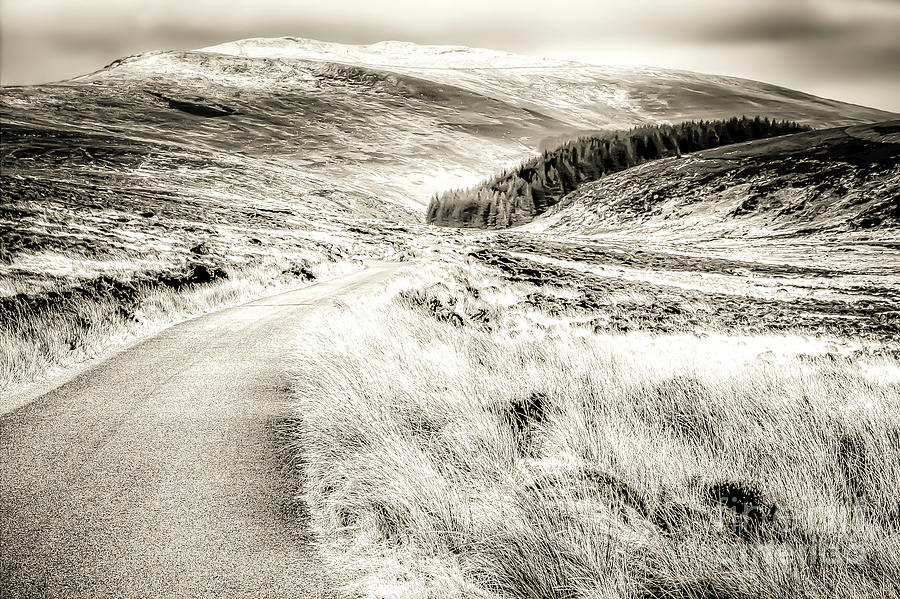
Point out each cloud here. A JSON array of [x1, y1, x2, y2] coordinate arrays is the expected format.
[[694, 11, 853, 43]]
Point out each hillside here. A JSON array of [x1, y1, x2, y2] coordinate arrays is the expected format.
[[526, 121, 900, 240], [4, 36, 900, 599], [4, 38, 893, 297], [203, 38, 895, 132], [1, 37, 897, 393], [426, 117, 812, 227], [3, 37, 894, 229]]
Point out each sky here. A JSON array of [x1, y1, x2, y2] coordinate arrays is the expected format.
[[2, 0, 899, 112]]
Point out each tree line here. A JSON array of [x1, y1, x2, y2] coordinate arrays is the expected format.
[[426, 117, 810, 228]]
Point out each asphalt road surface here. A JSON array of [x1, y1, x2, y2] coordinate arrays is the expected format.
[[1, 263, 400, 598]]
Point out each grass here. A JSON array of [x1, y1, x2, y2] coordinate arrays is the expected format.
[[289, 261, 900, 599], [0, 255, 358, 400], [5, 37, 899, 596], [0, 141, 425, 400]]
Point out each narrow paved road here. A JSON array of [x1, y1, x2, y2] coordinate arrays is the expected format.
[[1, 263, 400, 598]]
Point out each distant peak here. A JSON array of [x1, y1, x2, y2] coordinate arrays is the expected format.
[[198, 36, 574, 69]]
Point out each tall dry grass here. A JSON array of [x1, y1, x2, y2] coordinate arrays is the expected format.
[[0, 258, 358, 400], [290, 267, 900, 598]]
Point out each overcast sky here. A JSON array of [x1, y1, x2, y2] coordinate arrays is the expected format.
[[2, 0, 899, 111]]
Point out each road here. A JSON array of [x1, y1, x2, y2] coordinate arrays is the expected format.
[[0, 262, 400, 598]]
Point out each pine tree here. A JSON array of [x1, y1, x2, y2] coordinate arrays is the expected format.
[[427, 117, 809, 227]]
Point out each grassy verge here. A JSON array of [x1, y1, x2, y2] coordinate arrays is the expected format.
[[1, 255, 359, 401], [290, 260, 900, 598]]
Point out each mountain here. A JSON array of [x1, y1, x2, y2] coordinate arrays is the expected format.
[[202, 37, 894, 131], [426, 117, 813, 228], [3, 37, 895, 223], [2, 37, 896, 294], [525, 121, 900, 240]]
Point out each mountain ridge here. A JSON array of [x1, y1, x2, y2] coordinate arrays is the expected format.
[[3, 36, 897, 235], [525, 120, 900, 240], [426, 117, 813, 228], [47, 37, 894, 132]]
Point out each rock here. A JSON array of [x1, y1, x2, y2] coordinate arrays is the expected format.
[[283, 261, 316, 281], [188, 263, 228, 285], [706, 481, 778, 538], [190, 242, 210, 255]]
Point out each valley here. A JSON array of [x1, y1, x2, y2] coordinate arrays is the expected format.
[[2, 37, 899, 599]]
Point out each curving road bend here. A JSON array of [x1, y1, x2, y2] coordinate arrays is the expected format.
[[0, 262, 400, 598]]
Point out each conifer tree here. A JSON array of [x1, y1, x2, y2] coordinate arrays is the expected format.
[[427, 117, 809, 228]]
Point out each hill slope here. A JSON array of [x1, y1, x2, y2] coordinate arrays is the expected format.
[[3, 36, 895, 229], [4, 37, 894, 287], [426, 117, 812, 228], [526, 121, 900, 240], [2, 37, 897, 391], [203, 38, 895, 132]]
